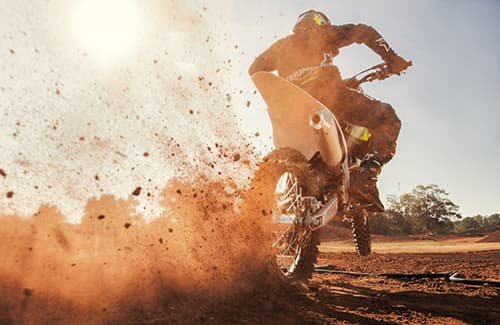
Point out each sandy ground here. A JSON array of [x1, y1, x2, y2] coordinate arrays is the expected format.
[[1, 246, 498, 324], [320, 241, 500, 254]]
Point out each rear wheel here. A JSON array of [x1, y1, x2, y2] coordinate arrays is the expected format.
[[251, 148, 320, 283], [351, 209, 371, 256]]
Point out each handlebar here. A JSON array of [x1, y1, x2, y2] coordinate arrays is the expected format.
[[343, 61, 412, 89]]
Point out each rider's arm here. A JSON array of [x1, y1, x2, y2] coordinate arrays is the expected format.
[[248, 39, 282, 75], [340, 24, 409, 74]]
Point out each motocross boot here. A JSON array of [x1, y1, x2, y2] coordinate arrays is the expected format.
[[349, 155, 385, 212]]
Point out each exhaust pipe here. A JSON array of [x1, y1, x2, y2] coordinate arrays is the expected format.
[[309, 108, 345, 168]]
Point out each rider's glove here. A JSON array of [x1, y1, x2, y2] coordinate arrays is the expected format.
[[387, 56, 412, 75]]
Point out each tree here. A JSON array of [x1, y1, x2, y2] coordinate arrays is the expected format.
[[369, 210, 412, 235], [453, 213, 500, 234], [386, 184, 462, 234], [484, 214, 500, 231]]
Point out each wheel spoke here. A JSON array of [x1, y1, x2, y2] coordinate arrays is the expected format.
[[264, 158, 318, 282], [272, 171, 304, 273], [271, 225, 293, 248], [281, 235, 298, 256]]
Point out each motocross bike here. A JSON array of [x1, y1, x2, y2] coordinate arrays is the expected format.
[[250, 63, 408, 283]]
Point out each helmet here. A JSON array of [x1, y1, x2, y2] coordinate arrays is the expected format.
[[293, 10, 331, 33]]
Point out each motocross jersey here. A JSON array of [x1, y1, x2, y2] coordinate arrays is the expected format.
[[249, 24, 402, 87]]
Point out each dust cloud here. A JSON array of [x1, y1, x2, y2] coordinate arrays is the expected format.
[[0, 0, 262, 220], [0, 178, 271, 323], [0, 1, 272, 323]]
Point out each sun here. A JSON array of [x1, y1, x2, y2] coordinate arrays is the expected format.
[[71, 0, 143, 62]]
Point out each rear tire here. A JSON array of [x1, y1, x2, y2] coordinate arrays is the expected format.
[[251, 148, 320, 283], [351, 209, 371, 256]]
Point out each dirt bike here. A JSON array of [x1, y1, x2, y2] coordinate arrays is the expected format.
[[250, 63, 408, 283]]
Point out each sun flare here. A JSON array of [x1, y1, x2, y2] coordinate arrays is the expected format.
[[71, 0, 143, 62]]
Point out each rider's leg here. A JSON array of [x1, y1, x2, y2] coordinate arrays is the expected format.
[[336, 89, 402, 211]]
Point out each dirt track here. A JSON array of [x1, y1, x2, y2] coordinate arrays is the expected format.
[[210, 250, 500, 325], [1, 249, 498, 324]]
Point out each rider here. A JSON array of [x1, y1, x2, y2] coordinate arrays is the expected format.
[[249, 10, 411, 212]]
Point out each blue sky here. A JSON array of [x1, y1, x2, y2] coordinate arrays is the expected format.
[[231, 0, 500, 217]]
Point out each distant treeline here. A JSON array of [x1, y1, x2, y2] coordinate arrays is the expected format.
[[365, 184, 499, 235]]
